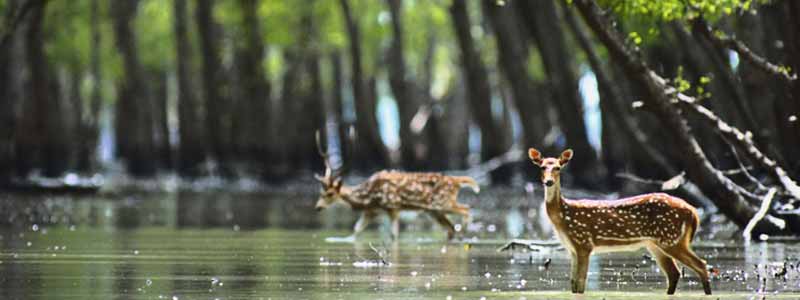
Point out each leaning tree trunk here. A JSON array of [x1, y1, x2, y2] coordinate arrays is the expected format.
[[173, 0, 205, 177], [574, 0, 788, 234], [516, 0, 597, 184], [196, 0, 233, 176], [338, 0, 388, 171], [449, 0, 511, 183], [482, 0, 550, 157]]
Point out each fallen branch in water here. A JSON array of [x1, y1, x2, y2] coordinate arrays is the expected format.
[[743, 188, 779, 242], [497, 239, 561, 252], [368, 242, 390, 266]]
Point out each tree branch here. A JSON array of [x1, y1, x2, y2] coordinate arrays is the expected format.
[[668, 88, 800, 203], [573, 0, 787, 233], [743, 188, 780, 242], [691, 18, 797, 83]]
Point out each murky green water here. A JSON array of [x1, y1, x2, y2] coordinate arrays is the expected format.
[[1, 190, 799, 299]]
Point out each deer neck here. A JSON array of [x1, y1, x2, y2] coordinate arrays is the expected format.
[[339, 185, 366, 209], [544, 180, 566, 225]]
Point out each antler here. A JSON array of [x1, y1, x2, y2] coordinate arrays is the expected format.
[[315, 130, 333, 181]]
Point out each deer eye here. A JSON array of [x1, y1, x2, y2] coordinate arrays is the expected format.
[[553, 167, 561, 171]]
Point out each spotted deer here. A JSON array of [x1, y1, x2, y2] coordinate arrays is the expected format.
[[314, 134, 478, 240], [528, 147, 711, 295]]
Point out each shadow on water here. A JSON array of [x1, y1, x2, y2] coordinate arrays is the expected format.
[[0, 188, 798, 299]]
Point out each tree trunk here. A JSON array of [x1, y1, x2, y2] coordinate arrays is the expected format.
[[17, 0, 67, 177], [449, 0, 511, 183], [151, 71, 171, 169], [689, 19, 760, 137], [0, 0, 23, 181], [75, 0, 103, 173], [779, 1, 800, 174], [737, 5, 787, 171], [516, 0, 598, 184], [303, 53, 326, 170], [235, 0, 272, 173], [278, 51, 302, 172], [111, 0, 157, 177], [196, 0, 233, 176], [330, 51, 350, 168], [338, 0, 387, 171], [173, 0, 205, 177], [482, 0, 550, 157], [386, 0, 425, 170], [574, 0, 785, 234]]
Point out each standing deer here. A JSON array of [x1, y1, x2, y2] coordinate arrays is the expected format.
[[314, 134, 478, 240], [528, 147, 711, 295]]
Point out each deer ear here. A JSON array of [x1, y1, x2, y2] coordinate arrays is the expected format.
[[333, 178, 342, 191], [559, 149, 574, 165], [528, 148, 543, 166]]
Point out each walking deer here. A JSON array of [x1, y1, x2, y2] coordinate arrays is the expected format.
[[528, 147, 711, 295], [314, 134, 478, 240]]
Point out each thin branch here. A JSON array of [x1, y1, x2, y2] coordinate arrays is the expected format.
[[691, 18, 796, 83], [743, 188, 780, 242], [719, 133, 769, 192], [447, 147, 525, 179]]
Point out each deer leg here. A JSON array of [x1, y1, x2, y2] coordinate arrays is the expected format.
[[387, 209, 400, 240], [663, 246, 712, 295], [431, 211, 456, 240], [351, 210, 377, 238], [570, 250, 591, 294], [647, 244, 680, 295]]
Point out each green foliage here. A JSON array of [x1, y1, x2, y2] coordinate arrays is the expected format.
[[673, 66, 691, 93], [44, 0, 94, 70], [596, 0, 759, 21], [44, 0, 120, 104], [136, 0, 175, 70]]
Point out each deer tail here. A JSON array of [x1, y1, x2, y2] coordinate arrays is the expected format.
[[684, 208, 700, 244], [453, 176, 480, 193]]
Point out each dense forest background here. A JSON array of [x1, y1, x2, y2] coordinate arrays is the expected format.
[[1, 0, 800, 235]]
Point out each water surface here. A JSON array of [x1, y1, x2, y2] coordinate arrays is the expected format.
[[0, 190, 798, 299]]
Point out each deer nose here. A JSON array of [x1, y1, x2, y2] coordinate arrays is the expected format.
[[544, 180, 554, 187], [315, 204, 324, 211]]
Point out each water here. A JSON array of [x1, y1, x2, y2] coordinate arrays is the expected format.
[[1, 189, 799, 299]]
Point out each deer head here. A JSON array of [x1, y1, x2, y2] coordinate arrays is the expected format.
[[528, 147, 573, 187], [314, 131, 344, 211]]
